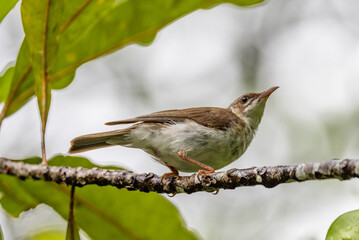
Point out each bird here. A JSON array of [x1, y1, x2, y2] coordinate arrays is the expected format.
[[69, 86, 278, 180]]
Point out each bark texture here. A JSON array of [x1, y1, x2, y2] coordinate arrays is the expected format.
[[0, 157, 358, 194]]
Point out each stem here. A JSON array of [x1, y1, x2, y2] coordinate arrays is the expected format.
[[67, 185, 76, 240], [40, 0, 51, 165]]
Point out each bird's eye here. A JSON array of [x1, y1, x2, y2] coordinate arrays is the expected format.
[[240, 96, 248, 104]]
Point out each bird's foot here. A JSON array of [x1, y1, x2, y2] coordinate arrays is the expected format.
[[161, 165, 179, 184], [197, 169, 215, 181], [161, 172, 179, 183]]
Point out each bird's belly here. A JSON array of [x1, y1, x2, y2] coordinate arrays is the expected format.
[[129, 121, 252, 172]]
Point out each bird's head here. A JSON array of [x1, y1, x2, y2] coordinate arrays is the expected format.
[[228, 86, 279, 130]]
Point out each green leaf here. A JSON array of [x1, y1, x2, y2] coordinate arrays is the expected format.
[[1, 0, 262, 124], [27, 230, 65, 240], [0, 0, 18, 23], [0, 155, 198, 240], [0, 174, 40, 217], [0, 41, 34, 127], [0, 65, 15, 103], [326, 209, 359, 240], [21, 0, 71, 162], [51, 0, 263, 81], [21, 0, 64, 140]]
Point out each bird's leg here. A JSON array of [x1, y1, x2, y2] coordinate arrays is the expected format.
[[150, 146, 179, 183], [177, 150, 215, 180], [161, 165, 179, 183]]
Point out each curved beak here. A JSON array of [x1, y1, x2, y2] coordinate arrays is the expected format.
[[258, 86, 279, 100]]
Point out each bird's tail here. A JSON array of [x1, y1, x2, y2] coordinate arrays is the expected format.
[[68, 129, 131, 153]]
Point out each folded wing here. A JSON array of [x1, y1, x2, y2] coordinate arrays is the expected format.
[[105, 107, 241, 129]]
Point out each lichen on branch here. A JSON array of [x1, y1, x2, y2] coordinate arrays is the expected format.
[[0, 158, 358, 194]]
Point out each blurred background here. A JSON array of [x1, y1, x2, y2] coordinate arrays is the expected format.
[[1, 0, 359, 239]]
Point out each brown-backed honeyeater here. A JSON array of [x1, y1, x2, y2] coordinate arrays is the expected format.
[[69, 87, 279, 179]]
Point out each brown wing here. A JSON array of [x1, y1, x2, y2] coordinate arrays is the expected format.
[[105, 107, 241, 129]]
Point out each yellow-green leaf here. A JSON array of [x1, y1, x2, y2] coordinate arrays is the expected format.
[[0, 41, 33, 127], [326, 209, 359, 240], [0, 0, 18, 23], [27, 230, 65, 240], [0, 65, 14, 103], [51, 0, 263, 81]]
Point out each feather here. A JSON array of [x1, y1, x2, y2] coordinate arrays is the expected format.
[[105, 107, 242, 129], [68, 129, 132, 153]]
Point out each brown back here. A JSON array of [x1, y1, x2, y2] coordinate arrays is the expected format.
[[106, 107, 241, 129]]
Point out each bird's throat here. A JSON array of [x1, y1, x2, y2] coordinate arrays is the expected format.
[[245, 101, 267, 130]]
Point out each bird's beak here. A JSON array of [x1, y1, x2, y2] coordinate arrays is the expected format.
[[258, 86, 279, 100]]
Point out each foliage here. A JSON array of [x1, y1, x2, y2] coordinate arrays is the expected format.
[[0, 0, 18, 22], [326, 209, 359, 240], [0, 156, 198, 239], [0, 0, 263, 238], [0, 0, 357, 239], [0, 0, 263, 124]]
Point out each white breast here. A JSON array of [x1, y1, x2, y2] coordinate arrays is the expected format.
[[127, 120, 254, 172]]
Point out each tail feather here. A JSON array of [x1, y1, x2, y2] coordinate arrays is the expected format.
[[69, 142, 110, 153], [69, 129, 130, 154]]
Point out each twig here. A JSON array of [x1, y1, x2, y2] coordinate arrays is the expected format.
[[0, 158, 358, 194]]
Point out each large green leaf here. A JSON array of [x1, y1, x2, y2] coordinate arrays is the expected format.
[[21, 0, 65, 159], [6, 0, 262, 160], [326, 209, 359, 240], [0, 155, 198, 240], [51, 0, 263, 81], [0, 0, 18, 23], [1, 0, 263, 124]]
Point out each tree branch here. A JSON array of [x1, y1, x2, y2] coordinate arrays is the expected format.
[[0, 157, 358, 194]]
